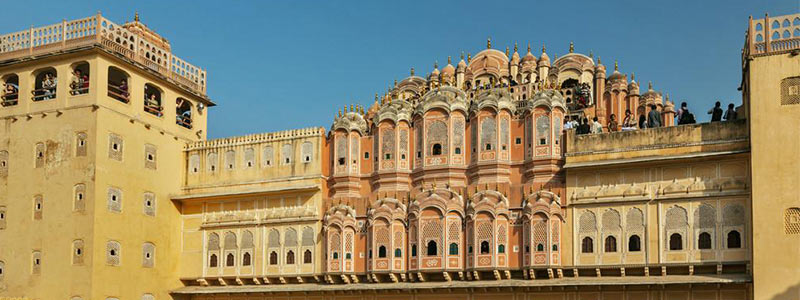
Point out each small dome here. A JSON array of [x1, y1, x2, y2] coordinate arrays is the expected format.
[[641, 82, 662, 98], [457, 55, 467, 71], [627, 73, 639, 90], [441, 56, 455, 77], [607, 61, 624, 81], [538, 45, 550, 67], [510, 44, 521, 64]]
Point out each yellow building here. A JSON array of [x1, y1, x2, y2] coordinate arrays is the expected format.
[[0, 11, 797, 300]]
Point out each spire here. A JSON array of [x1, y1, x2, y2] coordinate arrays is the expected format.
[[460, 51, 464, 60], [614, 61, 619, 71], [527, 43, 531, 53], [542, 43, 546, 54], [434, 61, 438, 69], [505, 46, 509, 56], [134, 11, 140, 22], [569, 41, 574, 53], [487, 37, 492, 49], [447, 56, 451, 65], [467, 53, 471, 63], [514, 42, 518, 53], [393, 79, 397, 87], [589, 50, 593, 58], [648, 81, 653, 90], [631, 72, 636, 81], [597, 56, 602, 64], [350, 104, 353, 112], [410, 67, 415, 76]]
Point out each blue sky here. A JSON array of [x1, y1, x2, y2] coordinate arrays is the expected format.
[[1, 1, 797, 138]]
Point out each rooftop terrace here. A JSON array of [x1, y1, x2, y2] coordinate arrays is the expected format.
[[746, 13, 800, 57], [0, 13, 207, 96], [565, 120, 749, 167]]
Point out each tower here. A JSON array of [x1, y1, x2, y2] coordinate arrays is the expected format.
[[0, 13, 212, 300]]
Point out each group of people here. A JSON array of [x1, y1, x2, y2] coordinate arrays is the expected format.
[[38, 73, 57, 100], [568, 101, 739, 136], [69, 69, 89, 95], [2, 82, 18, 103]]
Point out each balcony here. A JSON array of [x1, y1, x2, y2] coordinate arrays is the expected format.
[[565, 120, 749, 166], [0, 13, 207, 96]]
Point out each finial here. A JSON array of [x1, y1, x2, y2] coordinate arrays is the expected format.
[[505, 46, 509, 56], [394, 79, 397, 87], [614, 61, 619, 71], [134, 11, 140, 22], [487, 37, 492, 49], [542, 44, 546, 53], [410, 67, 415, 76], [375, 93, 378, 102], [527, 43, 531, 53], [589, 50, 593, 58], [631, 72, 635, 81], [338, 109, 342, 117], [460, 51, 464, 60], [597, 56, 601, 64], [467, 53, 471, 62], [447, 56, 451, 64], [514, 42, 518, 53], [569, 41, 574, 53], [434, 61, 438, 69], [350, 104, 354, 112], [343, 105, 347, 113], [648, 81, 653, 90]]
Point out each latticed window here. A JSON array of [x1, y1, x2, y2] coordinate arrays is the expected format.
[[480, 241, 490, 254], [781, 76, 800, 105], [426, 240, 437, 256], [449, 243, 458, 255]]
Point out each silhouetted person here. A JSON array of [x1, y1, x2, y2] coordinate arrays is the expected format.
[[708, 101, 723, 122], [638, 115, 647, 129], [647, 104, 661, 128], [678, 108, 696, 125], [724, 103, 737, 121]]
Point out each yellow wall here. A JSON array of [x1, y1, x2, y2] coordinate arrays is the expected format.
[[747, 52, 800, 300], [0, 48, 209, 300]]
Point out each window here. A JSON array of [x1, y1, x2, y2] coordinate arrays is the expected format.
[[698, 232, 712, 250], [244, 148, 255, 167], [301, 141, 313, 162], [69, 62, 90, 96], [32, 67, 57, 101], [394, 248, 401, 257], [33, 195, 43, 220], [270, 251, 278, 265], [176, 98, 193, 129], [378, 246, 387, 258], [525, 245, 530, 253], [143, 84, 163, 117], [332, 252, 339, 260], [0, 206, 5, 230], [34, 142, 45, 168], [426, 240, 437, 256], [32, 251, 41, 274], [107, 187, 122, 213], [143, 192, 155, 216], [281, 144, 293, 165], [107, 67, 130, 103], [432, 144, 442, 155], [226, 253, 235, 267], [364, 152, 369, 159], [669, 233, 683, 250], [209, 254, 218, 267], [536, 244, 544, 252], [581, 237, 593, 253], [0, 261, 4, 280], [75, 132, 88, 157], [628, 235, 641, 252], [449, 243, 458, 255], [480, 241, 490, 254], [604, 236, 617, 252], [727, 231, 742, 249], [142, 243, 155, 268], [303, 249, 312, 264], [498, 244, 505, 254], [454, 147, 461, 154], [144, 144, 157, 170], [485, 143, 492, 150], [346, 253, 352, 259], [515, 137, 522, 144], [1, 74, 20, 107], [286, 251, 295, 264], [106, 241, 121, 266], [411, 244, 417, 257], [108, 134, 123, 161], [224, 150, 235, 170], [384, 153, 391, 160], [72, 240, 84, 265], [552, 244, 558, 251]]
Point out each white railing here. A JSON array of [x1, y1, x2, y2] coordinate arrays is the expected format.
[[0, 13, 207, 95]]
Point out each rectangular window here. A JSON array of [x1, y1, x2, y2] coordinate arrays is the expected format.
[[144, 144, 157, 170], [515, 137, 522, 145], [108, 134, 123, 161]]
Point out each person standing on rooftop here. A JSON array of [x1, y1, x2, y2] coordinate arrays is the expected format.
[[708, 101, 723, 122], [724, 103, 737, 121], [647, 104, 661, 128]]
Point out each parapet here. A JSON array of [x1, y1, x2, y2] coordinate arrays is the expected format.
[[745, 13, 800, 57], [0, 12, 207, 96], [565, 120, 749, 167]]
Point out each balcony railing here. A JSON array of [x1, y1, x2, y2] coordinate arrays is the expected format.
[[1, 93, 18, 106], [0, 13, 207, 96], [144, 103, 163, 117], [107, 83, 129, 103]]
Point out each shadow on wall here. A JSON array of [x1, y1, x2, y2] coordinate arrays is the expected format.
[[771, 283, 800, 300]]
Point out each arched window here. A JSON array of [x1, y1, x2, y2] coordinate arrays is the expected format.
[[727, 231, 742, 249], [270, 251, 278, 265], [332, 252, 339, 260], [628, 235, 641, 252], [411, 244, 417, 257], [604, 236, 617, 252], [669, 233, 683, 250], [107, 67, 129, 103], [783, 19, 791, 27], [176, 98, 192, 129], [432, 144, 442, 155], [536, 244, 544, 252], [378, 246, 387, 258], [756, 23, 763, 31], [286, 251, 295, 264], [346, 253, 352, 260], [426, 240, 437, 256], [498, 244, 505, 254], [552, 244, 558, 251], [303, 249, 312, 264], [143, 84, 163, 117], [449, 243, 458, 255], [581, 237, 593, 253], [209, 254, 218, 267], [480, 241, 490, 254], [69, 62, 90, 96], [525, 245, 530, 253], [698, 232, 712, 250], [225, 253, 234, 267], [1, 74, 19, 106], [242, 252, 251, 266], [32, 67, 57, 101], [394, 248, 402, 257]]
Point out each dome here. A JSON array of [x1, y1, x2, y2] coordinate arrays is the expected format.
[[510, 44, 521, 64], [607, 61, 624, 81], [467, 41, 510, 79], [441, 56, 455, 77], [538, 45, 550, 67], [522, 44, 537, 65], [457, 54, 467, 71], [627, 72, 639, 90], [641, 81, 662, 98]]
